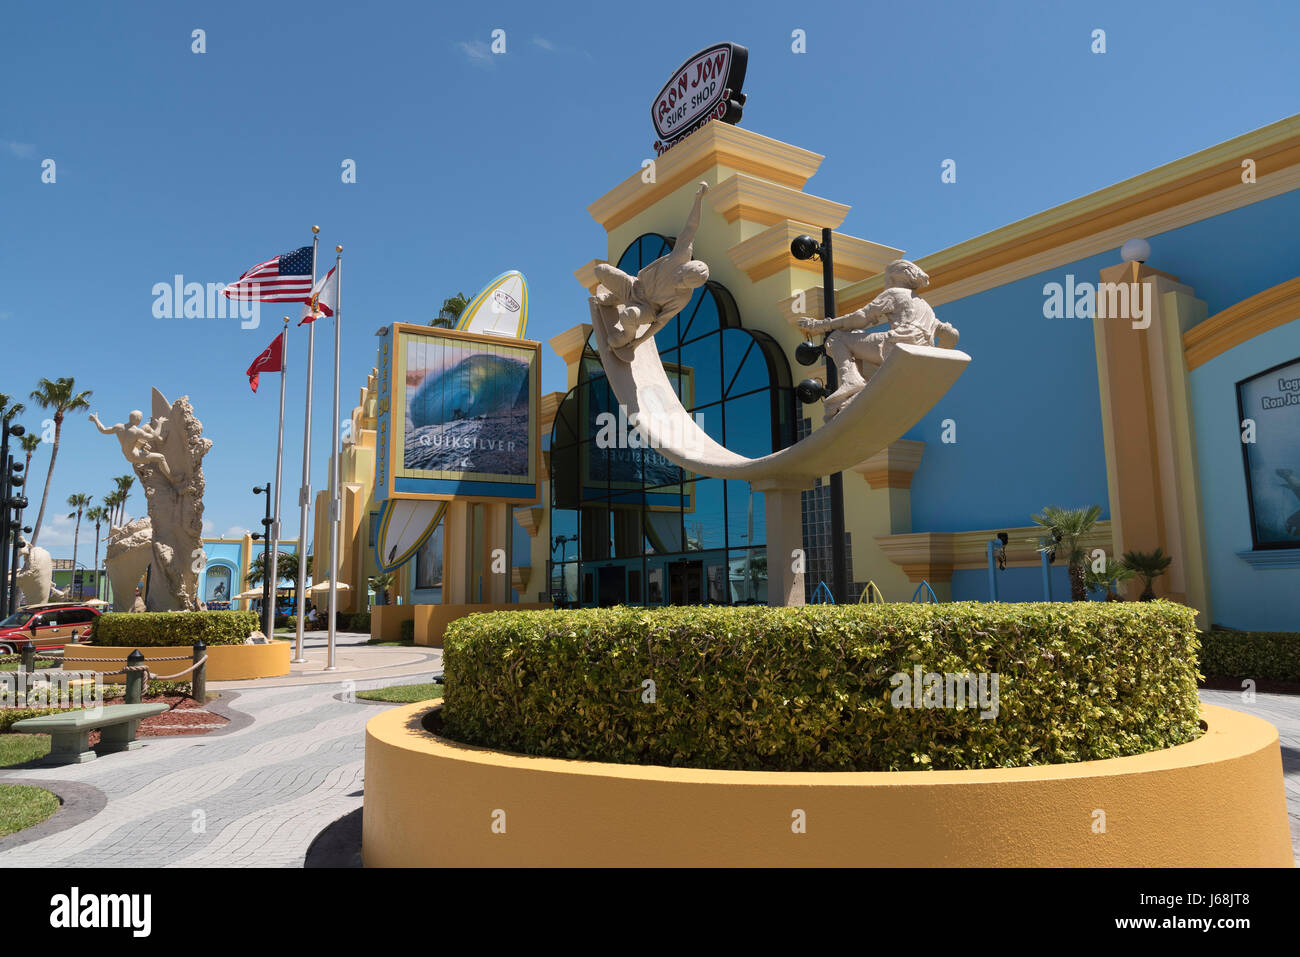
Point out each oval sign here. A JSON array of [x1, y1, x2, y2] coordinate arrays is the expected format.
[[650, 42, 748, 145]]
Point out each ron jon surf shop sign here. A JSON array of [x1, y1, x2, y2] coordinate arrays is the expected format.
[[651, 42, 748, 155]]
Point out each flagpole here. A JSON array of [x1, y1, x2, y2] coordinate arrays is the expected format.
[[292, 226, 319, 664], [267, 314, 288, 638], [326, 244, 343, 672]]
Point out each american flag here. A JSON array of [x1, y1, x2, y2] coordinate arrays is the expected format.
[[223, 245, 314, 303]]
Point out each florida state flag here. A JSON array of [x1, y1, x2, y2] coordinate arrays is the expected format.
[[246, 332, 284, 393]]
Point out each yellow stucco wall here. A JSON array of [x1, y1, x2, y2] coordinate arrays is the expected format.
[[63, 642, 290, 681], [364, 702, 1292, 867]]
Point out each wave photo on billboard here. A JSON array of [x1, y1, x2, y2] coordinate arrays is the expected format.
[[403, 335, 531, 478]]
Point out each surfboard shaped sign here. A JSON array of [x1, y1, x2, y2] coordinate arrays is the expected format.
[[457, 270, 529, 338], [651, 42, 748, 155], [374, 499, 445, 573]]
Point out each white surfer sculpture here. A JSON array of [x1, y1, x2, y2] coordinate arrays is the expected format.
[[797, 259, 960, 418], [591, 182, 710, 363]]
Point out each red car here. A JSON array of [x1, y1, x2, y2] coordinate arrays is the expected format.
[[0, 602, 102, 654]]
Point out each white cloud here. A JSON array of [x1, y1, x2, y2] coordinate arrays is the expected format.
[[6, 141, 35, 159], [531, 36, 555, 51], [223, 525, 250, 539], [202, 519, 215, 535], [457, 40, 493, 66]]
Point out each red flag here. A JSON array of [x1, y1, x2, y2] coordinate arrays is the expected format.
[[246, 332, 284, 393]]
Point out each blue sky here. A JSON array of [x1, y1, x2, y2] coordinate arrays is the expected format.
[[2, 0, 1297, 560]]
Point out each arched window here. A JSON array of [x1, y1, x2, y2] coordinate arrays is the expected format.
[[549, 233, 794, 608]]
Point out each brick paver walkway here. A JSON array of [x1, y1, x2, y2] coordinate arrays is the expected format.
[[0, 670, 1294, 866], [0, 635, 441, 867]]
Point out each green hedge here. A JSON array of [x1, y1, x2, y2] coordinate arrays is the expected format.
[[1200, 630, 1300, 682], [347, 612, 372, 633], [0, 708, 63, 733], [440, 602, 1202, 772], [400, 619, 415, 642], [91, 610, 258, 647]]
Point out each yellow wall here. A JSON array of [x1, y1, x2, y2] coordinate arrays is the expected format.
[[364, 701, 1293, 867]]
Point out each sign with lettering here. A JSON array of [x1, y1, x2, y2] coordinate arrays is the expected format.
[[1236, 355, 1300, 549], [651, 42, 748, 155], [375, 323, 540, 504]]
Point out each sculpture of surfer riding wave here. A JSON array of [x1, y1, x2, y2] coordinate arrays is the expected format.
[[588, 182, 971, 604]]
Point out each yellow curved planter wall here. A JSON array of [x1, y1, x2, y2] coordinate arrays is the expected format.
[[63, 643, 291, 681], [363, 703, 1293, 867]]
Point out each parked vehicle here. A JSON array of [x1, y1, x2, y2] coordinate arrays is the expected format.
[[0, 602, 102, 654]]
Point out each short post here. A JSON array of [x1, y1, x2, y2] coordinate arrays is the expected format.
[[125, 649, 144, 704], [191, 641, 206, 704], [20, 640, 35, 673]]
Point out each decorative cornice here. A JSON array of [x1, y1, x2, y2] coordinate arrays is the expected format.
[[728, 221, 902, 284], [875, 521, 1115, 582], [1183, 275, 1300, 370], [512, 566, 532, 591], [548, 323, 592, 367], [573, 259, 606, 294], [540, 391, 564, 436], [514, 507, 544, 539], [835, 115, 1300, 312], [707, 172, 849, 229], [587, 123, 825, 233], [775, 286, 826, 326], [851, 440, 925, 489]]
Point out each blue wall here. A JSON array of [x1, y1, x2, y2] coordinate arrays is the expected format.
[[904, 189, 1300, 627], [1189, 324, 1300, 631], [906, 254, 1114, 533]]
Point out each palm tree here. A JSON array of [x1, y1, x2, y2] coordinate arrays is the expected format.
[[1121, 548, 1173, 601], [0, 393, 25, 424], [66, 493, 92, 596], [1030, 504, 1103, 602], [19, 432, 41, 483], [1084, 558, 1137, 602], [103, 490, 123, 530], [368, 571, 396, 605], [28, 377, 93, 543], [246, 550, 310, 587], [86, 505, 108, 600], [430, 292, 469, 329], [113, 474, 136, 523]]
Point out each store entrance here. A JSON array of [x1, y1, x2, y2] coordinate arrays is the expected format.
[[668, 559, 703, 604], [597, 565, 626, 607]]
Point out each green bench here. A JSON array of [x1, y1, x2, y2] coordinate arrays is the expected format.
[[12, 703, 169, 765]]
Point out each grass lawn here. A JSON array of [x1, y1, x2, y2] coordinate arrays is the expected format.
[[0, 734, 52, 768], [0, 783, 59, 837], [365, 638, 415, 647], [356, 682, 444, 703]]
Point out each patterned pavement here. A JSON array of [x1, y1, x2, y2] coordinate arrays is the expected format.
[[0, 634, 440, 867], [0, 662, 1295, 866]]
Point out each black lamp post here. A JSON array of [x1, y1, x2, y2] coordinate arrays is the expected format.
[[251, 483, 273, 637], [0, 421, 27, 617], [791, 227, 849, 605]]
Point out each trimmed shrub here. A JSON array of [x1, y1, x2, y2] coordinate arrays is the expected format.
[[347, 612, 372, 633], [400, 619, 415, 642], [0, 708, 63, 733], [440, 601, 1202, 772], [91, 611, 258, 647], [1200, 630, 1300, 682]]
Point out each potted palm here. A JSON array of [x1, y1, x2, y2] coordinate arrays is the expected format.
[[1029, 504, 1103, 602], [1121, 548, 1173, 601]]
